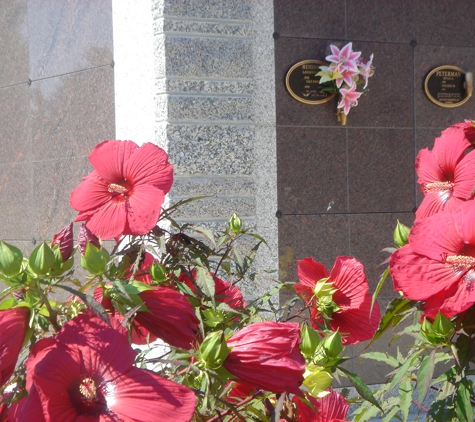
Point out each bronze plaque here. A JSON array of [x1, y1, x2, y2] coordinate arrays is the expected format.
[[285, 60, 336, 105], [424, 65, 470, 108]]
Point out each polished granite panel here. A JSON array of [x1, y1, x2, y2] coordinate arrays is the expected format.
[[277, 126, 348, 214], [278, 214, 350, 283], [273, 0, 344, 39], [347, 0, 413, 44], [31, 157, 92, 241], [415, 45, 475, 128], [275, 37, 342, 127], [27, 0, 113, 80], [0, 162, 32, 240], [343, 42, 414, 128], [415, 1, 475, 47], [0, 84, 30, 164], [0, 0, 29, 87], [349, 212, 414, 296], [29, 66, 115, 162], [348, 128, 416, 213]]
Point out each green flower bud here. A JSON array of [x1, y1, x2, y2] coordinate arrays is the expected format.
[[433, 312, 454, 337], [302, 364, 333, 398], [80, 243, 109, 276], [150, 262, 167, 283], [300, 324, 321, 357], [229, 213, 242, 234], [28, 242, 56, 277], [394, 220, 410, 248], [322, 330, 343, 359], [199, 331, 231, 370], [0, 241, 23, 277]]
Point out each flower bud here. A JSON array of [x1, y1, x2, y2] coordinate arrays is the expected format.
[[51, 222, 73, 261], [229, 213, 242, 234], [394, 220, 410, 248], [433, 312, 454, 337], [28, 242, 56, 277], [77, 224, 101, 256], [150, 262, 167, 283], [199, 331, 231, 370], [300, 324, 321, 357], [302, 364, 333, 398], [322, 330, 343, 359], [80, 242, 109, 276], [0, 241, 23, 277]]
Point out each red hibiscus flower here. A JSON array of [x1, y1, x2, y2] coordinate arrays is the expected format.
[[16, 313, 196, 422], [415, 123, 475, 220], [133, 287, 199, 349], [70, 140, 173, 240], [292, 389, 350, 422], [390, 200, 475, 318], [294, 257, 380, 345], [223, 322, 306, 395], [0, 307, 29, 387]]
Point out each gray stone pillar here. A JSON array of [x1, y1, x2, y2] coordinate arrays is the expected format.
[[151, 0, 278, 297]]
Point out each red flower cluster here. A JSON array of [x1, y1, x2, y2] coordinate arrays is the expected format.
[[15, 314, 195, 421], [70, 140, 173, 240], [294, 256, 380, 345], [223, 322, 306, 395]]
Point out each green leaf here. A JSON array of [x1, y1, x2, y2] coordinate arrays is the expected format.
[[372, 268, 389, 314], [195, 266, 215, 300], [417, 349, 437, 409], [56, 284, 110, 325], [360, 351, 399, 368], [339, 367, 383, 411], [382, 406, 400, 422], [368, 298, 416, 346], [455, 378, 473, 422], [247, 233, 268, 247], [191, 226, 216, 248], [388, 349, 424, 393], [399, 376, 412, 422], [428, 399, 457, 422]]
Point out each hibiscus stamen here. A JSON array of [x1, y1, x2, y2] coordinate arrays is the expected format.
[[79, 377, 97, 402], [445, 255, 475, 274], [108, 183, 128, 195], [423, 181, 454, 193]]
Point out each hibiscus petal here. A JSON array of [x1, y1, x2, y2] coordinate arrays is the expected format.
[[15, 386, 46, 422], [110, 367, 196, 422], [452, 200, 475, 245], [85, 199, 128, 240], [126, 184, 164, 236], [415, 149, 444, 186], [70, 172, 111, 213], [330, 295, 381, 345], [415, 191, 451, 220], [88, 140, 138, 183], [124, 143, 173, 192], [330, 256, 368, 310], [453, 149, 475, 200], [390, 246, 459, 300], [422, 281, 475, 319], [297, 258, 329, 288], [293, 390, 349, 422], [432, 127, 470, 176]]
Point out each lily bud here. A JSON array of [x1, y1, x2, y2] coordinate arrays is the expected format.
[[322, 330, 343, 359], [28, 242, 56, 277], [199, 331, 231, 370], [51, 223, 74, 261], [229, 213, 242, 234], [394, 220, 410, 248], [77, 224, 101, 256], [80, 242, 109, 276], [300, 323, 321, 358], [0, 241, 23, 277]]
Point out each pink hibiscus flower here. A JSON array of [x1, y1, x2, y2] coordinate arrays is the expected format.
[[16, 313, 196, 421], [391, 200, 475, 318], [337, 84, 362, 115], [415, 123, 475, 220], [294, 257, 381, 345], [292, 389, 350, 422], [70, 140, 173, 240]]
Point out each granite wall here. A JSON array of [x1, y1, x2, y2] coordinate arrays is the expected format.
[[274, 0, 475, 383], [0, 0, 115, 253]]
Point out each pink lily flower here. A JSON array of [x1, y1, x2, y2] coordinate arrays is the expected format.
[[338, 84, 362, 115], [326, 42, 361, 74], [357, 54, 374, 88]]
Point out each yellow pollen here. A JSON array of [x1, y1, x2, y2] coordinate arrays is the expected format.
[[108, 183, 128, 195], [446, 255, 475, 272], [423, 181, 454, 193], [79, 378, 97, 402]]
